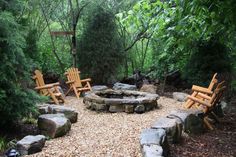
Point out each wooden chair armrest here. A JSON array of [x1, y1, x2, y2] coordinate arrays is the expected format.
[[35, 84, 53, 90], [66, 80, 75, 84], [192, 85, 213, 94], [32, 76, 36, 80], [187, 95, 212, 107], [49, 82, 60, 86], [81, 78, 91, 82], [197, 93, 212, 100]]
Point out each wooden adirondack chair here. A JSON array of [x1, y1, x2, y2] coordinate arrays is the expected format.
[[65, 67, 92, 98], [33, 70, 65, 104], [187, 81, 226, 130], [184, 73, 218, 108]]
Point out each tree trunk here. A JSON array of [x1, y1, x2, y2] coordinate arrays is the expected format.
[[40, 2, 64, 73]]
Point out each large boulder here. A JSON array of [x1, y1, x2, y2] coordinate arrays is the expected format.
[[170, 109, 204, 134], [140, 128, 169, 157], [140, 84, 157, 94], [172, 92, 188, 102], [151, 117, 182, 143], [48, 105, 78, 123], [38, 114, 71, 138], [113, 82, 137, 90], [16, 135, 46, 155]]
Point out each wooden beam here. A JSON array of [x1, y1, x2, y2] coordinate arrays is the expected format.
[[50, 31, 74, 36]]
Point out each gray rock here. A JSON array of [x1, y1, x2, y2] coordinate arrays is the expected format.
[[37, 104, 50, 114], [48, 105, 78, 123], [135, 104, 145, 113], [220, 101, 227, 110], [16, 135, 46, 155], [142, 145, 163, 157], [38, 114, 71, 138], [93, 102, 108, 112], [140, 128, 166, 146], [172, 92, 188, 102], [152, 117, 182, 143], [113, 82, 137, 90], [145, 103, 157, 111], [140, 128, 169, 157], [140, 84, 157, 94], [170, 109, 204, 134], [92, 85, 108, 91], [125, 105, 134, 113], [109, 104, 124, 112], [185, 114, 204, 134], [212, 104, 224, 118]]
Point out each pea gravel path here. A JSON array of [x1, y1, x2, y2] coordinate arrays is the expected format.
[[28, 96, 182, 157]]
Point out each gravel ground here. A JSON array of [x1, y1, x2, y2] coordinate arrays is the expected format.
[[28, 96, 182, 157]]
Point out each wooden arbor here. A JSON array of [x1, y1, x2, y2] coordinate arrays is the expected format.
[[65, 67, 92, 98], [33, 70, 65, 104]]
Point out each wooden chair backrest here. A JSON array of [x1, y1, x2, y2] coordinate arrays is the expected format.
[[65, 68, 82, 88], [209, 81, 226, 108], [208, 73, 218, 91], [33, 70, 47, 95]]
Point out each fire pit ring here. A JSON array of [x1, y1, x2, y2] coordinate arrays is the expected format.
[[83, 89, 159, 113]]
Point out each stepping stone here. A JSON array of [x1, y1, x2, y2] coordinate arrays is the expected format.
[[48, 105, 78, 123], [38, 114, 71, 138], [170, 109, 204, 134], [151, 117, 183, 143], [140, 128, 169, 157], [16, 135, 46, 155], [172, 92, 188, 102], [142, 145, 163, 157]]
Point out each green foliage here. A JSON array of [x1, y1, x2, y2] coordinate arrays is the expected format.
[[120, 0, 236, 83], [0, 136, 7, 151], [37, 33, 72, 76], [0, 136, 17, 152], [78, 4, 124, 84], [183, 38, 231, 85], [0, 1, 41, 127]]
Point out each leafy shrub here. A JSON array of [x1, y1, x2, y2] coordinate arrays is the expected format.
[[183, 38, 231, 86], [78, 4, 124, 84], [0, 2, 41, 128]]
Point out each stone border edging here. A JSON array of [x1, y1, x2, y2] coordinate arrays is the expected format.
[[140, 109, 205, 157]]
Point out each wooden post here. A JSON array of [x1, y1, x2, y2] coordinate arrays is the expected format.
[[72, 23, 77, 67]]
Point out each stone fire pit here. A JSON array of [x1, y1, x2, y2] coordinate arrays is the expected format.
[[83, 89, 159, 113]]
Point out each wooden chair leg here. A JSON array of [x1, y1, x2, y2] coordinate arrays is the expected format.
[[48, 90, 59, 105], [65, 86, 73, 96], [210, 112, 220, 123], [73, 86, 80, 98], [87, 82, 92, 91], [204, 117, 214, 130]]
